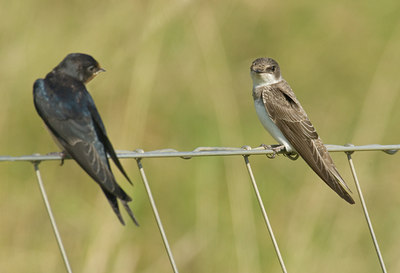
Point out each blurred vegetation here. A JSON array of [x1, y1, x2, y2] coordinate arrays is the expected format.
[[1, 0, 400, 272]]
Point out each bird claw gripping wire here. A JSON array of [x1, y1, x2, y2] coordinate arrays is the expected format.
[[284, 152, 299, 161], [259, 144, 299, 160], [259, 144, 284, 159], [46, 151, 69, 166], [59, 151, 69, 166]]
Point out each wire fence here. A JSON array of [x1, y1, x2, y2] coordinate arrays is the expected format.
[[2, 143, 399, 273]]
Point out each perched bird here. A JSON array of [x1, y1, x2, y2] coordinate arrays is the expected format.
[[250, 57, 355, 204], [33, 53, 139, 225]]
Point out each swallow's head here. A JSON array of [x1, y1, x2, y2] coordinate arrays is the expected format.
[[56, 53, 106, 83], [250, 57, 281, 87]]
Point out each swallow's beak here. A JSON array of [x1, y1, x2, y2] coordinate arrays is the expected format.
[[95, 67, 106, 75], [85, 67, 106, 83]]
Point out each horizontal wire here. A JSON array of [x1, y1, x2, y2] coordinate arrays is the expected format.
[[17, 143, 397, 272], [0, 144, 398, 163]]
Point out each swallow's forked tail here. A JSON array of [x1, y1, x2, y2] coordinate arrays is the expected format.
[[101, 187, 139, 226]]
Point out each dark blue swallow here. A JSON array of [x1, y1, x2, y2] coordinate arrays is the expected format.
[[33, 53, 138, 226]]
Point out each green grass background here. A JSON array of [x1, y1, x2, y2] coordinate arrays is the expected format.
[[1, 0, 400, 272]]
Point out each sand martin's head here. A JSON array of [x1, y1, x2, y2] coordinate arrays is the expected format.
[[250, 57, 281, 87]]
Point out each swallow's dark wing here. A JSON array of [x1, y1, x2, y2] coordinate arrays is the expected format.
[[33, 79, 130, 200], [261, 81, 354, 204], [87, 97, 132, 185]]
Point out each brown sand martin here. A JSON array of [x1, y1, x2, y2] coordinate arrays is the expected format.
[[250, 57, 354, 204]]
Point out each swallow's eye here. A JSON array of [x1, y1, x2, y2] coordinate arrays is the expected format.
[[269, 66, 276, 72], [88, 65, 97, 73]]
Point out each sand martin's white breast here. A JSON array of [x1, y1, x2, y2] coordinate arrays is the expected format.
[[253, 97, 294, 152]]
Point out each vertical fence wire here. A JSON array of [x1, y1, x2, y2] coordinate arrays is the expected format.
[[243, 155, 288, 273], [136, 158, 179, 273], [346, 152, 387, 273], [33, 162, 73, 273]]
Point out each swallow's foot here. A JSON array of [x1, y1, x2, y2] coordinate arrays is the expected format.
[[59, 151, 68, 166], [260, 144, 285, 159], [45, 151, 68, 165]]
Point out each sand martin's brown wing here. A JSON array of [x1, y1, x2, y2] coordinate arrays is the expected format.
[[260, 81, 354, 204]]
